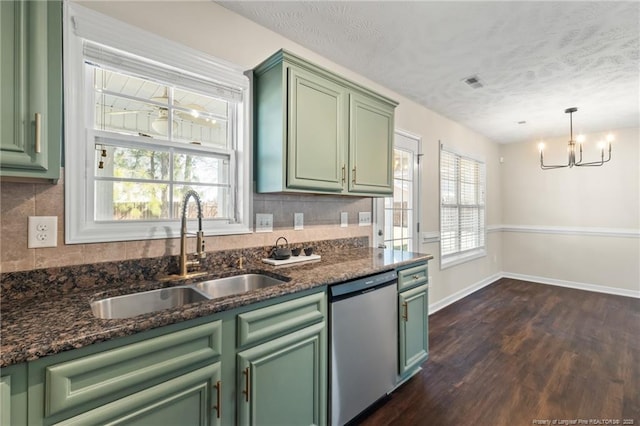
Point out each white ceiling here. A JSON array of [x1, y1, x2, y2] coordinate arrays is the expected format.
[[219, 1, 640, 144]]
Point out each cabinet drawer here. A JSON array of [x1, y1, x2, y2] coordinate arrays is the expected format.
[[45, 321, 221, 417], [54, 363, 220, 426], [397, 263, 428, 292], [237, 292, 326, 348]]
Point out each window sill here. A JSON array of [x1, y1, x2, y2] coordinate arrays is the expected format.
[[440, 248, 486, 270]]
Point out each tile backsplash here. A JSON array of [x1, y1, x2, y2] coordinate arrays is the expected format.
[[0, 170, 373, 273]]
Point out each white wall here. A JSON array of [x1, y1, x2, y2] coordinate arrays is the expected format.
[[500, 127, 640, 296], [78, 0, 504, 309]]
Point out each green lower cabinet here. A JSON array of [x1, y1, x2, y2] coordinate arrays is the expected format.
[[237, 322, 326, 426], [28, 320, 223, 425], [9, 290, 327, 426], [1, 363, 28, 426], [398, 283, 429, 377], [54, 363, 221, 426]]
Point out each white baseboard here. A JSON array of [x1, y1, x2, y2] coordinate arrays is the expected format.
[[501, 272, 640, 299], [428, 271, 639, 315], [428, 272, 502, 314]]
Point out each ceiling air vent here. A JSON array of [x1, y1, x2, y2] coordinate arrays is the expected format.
[[463, 75, 483, 89]]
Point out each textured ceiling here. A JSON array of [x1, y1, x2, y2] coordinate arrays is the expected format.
[[219, 1, 640, 144]]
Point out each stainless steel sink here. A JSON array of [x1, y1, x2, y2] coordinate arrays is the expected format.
[[193, 273, 287, 299], [90, 286, 210, 319], [90, 274, 288, 319]]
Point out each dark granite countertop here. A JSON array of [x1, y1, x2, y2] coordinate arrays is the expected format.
[[0, 247, 432, 367]]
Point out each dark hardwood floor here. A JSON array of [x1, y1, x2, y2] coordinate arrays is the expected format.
[[360, 278, 640, 426]]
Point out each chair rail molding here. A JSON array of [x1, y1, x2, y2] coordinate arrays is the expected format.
[[495, 224, 639, 238]]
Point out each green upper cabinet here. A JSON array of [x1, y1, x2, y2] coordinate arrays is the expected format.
[[287, 65, 347, 192], [349, 92, 394, 194], [254, 49, 396, 196], [0, 0, 62, 181]]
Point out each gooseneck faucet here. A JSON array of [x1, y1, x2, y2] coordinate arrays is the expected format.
[[179, 190, 206, 276]]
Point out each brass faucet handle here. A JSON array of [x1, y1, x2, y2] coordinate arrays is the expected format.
[[237, 256, 244, 269]]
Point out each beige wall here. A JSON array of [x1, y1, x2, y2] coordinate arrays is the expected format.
[[74, 1, 639, 299], [500, 127, 640, 294], [2, 1, 635, 303], [0, 1, 505, 309]]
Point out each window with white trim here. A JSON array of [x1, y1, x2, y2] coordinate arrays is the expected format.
[[64, 3, 251, 243], [440, 147, 486, 267]]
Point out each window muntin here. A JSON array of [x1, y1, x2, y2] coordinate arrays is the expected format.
[[440, 149, 486, 265]]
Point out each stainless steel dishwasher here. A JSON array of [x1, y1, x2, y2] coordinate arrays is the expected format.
[[330, 270, 398, 426]]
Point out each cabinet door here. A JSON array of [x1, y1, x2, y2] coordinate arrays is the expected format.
[[53, 363, 221, 426], [237, 322, 326, 426], [0, 0, 62, 180], [287, 66, 347, 192], [348, 92, 394, 195], [1, 364, 28, 426], [399, 283, 429, 376]]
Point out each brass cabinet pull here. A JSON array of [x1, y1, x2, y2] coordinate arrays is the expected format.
[[402, 301, 408, 322], [341, 165, 346, 184], [34, 113, 42, 153], [413, 274, 420, 280], [352, 166, 356, 184], [213, 380, 221, 418], [242, 367, 250, 402]]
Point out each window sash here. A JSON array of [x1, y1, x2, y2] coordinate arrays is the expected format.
[[91, 134, 234, 223], [440, 149, 486, 263], [85, 52, 239, 225], [64, 2, 252, 243]]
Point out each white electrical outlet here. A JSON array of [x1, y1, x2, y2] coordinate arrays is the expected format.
[[358, 212, 371, 226], [294, 213, 304, 230], [340, 212, 348, 228], [255, 213, 273, 233], [28, 216, 58, 248]]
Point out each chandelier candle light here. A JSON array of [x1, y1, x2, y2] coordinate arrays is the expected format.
[[538, 107, 613, 169]]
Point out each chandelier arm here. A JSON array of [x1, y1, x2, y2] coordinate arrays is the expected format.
[[576, 155, 611, 167], [575, 145, 612, 166], [575, 162, 605, 167], [541, 164, 572, 169], [540, 159, 572, 169], [575, 143, 583, 164], [540, 146, 572, 169]]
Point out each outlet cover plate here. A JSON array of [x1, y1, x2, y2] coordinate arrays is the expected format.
[[255, 213, 273, 233], [28, 216, 58, 248], [358, 212, 372, 226], [340, 212, 348, 227], [294, 213, 304, 230]]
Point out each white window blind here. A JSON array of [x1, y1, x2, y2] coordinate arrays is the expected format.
[[83, 42, 244, 103], [440, 149, 486, 266]]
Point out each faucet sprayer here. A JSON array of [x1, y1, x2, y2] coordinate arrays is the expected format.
[[179, 190, 206, 276]]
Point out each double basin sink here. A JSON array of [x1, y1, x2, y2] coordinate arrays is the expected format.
[[90, 273, 287, 319]]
